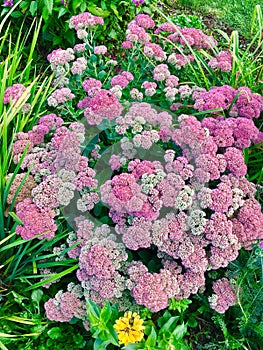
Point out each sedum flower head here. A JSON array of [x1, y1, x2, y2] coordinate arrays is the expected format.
[[114, 311, 145, 346]]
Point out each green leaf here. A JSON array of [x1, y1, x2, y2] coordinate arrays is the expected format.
[[52, 35, 62, 46], [171, 323, 188, 340], [29, 1, 38, 16], [47, 327, 62, 339], [31, 289, 43, 304], [44, 0, 53, 15], [145, 326, 157, 347], [159, 316, 180, 335], [10, 11, 23, 18], [87, 4, 109, 17], [108, 29, 118, 39], [80, 2, 87, 12], [89, 54, 98, 63], [86, 299, 101, 324], [100, 302, 112, 324], [110, 3, 120, 19], [8, 211, 24, 225], [20, 0, 29, 11], [94, 338, 111, 350], [58, 7, 68, 18], [122, 344, 145, 350], [98, 70, 106, 80]]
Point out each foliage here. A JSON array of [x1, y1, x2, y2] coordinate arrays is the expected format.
[[173, 0, 261, 39], [0, 0, 158, 51]]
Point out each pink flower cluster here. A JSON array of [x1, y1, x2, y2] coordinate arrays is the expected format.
[[4, 84, 27, 104], [11, 115, 99, 241], [83, 89, 123, 125], [47, 88, 75, 107], [15, 198, 57, 240], [135, 14, 155, 29], [202, 116, 259, 149], [69, 12, 104, 30], [194, 85, 263, 119], [70, 57, 87, 75], [167, 27, 217, 49], [44, 290, 86, 322], [110, 73, 131, 88], [153, 64, 170, 81], [94, 45, 107, 55], [144, 42, 166, 61], [209, 278, 237, 313], [208, 51, 232, 72], [82, 78, 102, 97], [126, 20, 151, 43], [167, 53, 194, 68], [47, 48, 75, 70], [101, 171, 160, 220]]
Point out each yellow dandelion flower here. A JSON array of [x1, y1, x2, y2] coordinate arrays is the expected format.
[[114, 311, 145, 346]]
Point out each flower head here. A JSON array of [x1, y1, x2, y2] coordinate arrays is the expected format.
[[114, 311, 145, 346]]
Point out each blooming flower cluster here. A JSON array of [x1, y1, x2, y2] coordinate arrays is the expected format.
[[37, 102, 262, 315], [69, 12, 104, 31], [4, 83, 27, 104], [193, 85, 263, 118], [208, 51, 232, 72], [208, 278, 237, 313], [9, 10, 262, 327], [44, 288, 86, 323], [6, 173, 36, 208], [47, 88, 75, 107], [10, 114, 99, 240]]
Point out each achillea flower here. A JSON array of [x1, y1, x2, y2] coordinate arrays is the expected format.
[[114, 311, 145, 346], [94, 45, 107, 55], [15, 198, 57, 240], [4, 84, 27, 104], [208, 51, 232, 72], [47, 48, 75, 69], [130, 88, 143, 101], [209, 278, 236, 313], [135, 14, 155, 28], [69, 12, 104, 30], [82, 78, 102, 97], [70, 57, 87, 75], [122, 41, 133, 49], [144, 42, 166, 61], [47, 88, 75, 107], [73, 43, 86, 53], [127, 21, 151, 43], [84, 89, 123, 125], [6, 173, 36, 207], [110, 75, 129, 88]]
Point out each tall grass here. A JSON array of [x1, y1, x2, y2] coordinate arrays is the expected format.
[[153, 4, 263, 92], [173, 0, 261, 40]]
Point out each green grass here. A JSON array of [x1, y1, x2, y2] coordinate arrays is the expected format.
[[169, 0, 263, 39]]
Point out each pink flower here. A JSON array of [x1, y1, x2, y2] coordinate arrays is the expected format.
[[16, 198, 57, 240], [209, 278, 236, 313], [82, 78, 102, 97], [135, 14, 155, 28], [94, 45, 107, 55], [132, 272, 169, 312], [110, 75, 129, 88], [84, 89, 123, 125], [122, 41, 133, 49], [4, 84, 27, 104], [69, 12, 104, 30]]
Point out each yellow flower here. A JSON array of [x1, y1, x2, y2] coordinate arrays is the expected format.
[[114, 311, 145, 346]]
